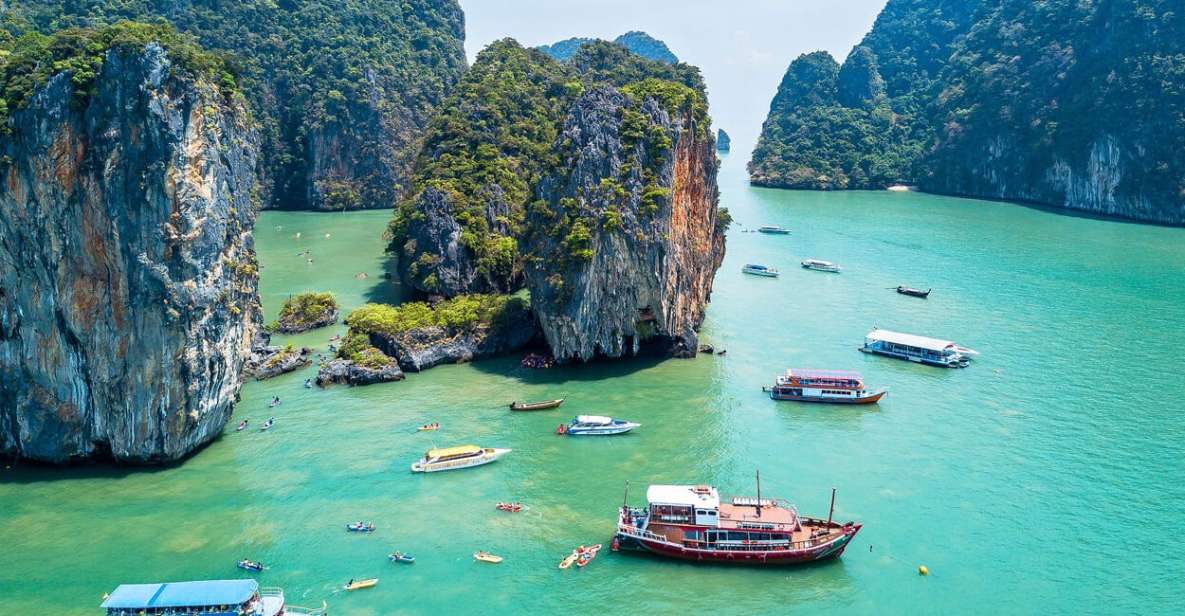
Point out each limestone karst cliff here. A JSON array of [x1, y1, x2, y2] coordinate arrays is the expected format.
[[5, 0, 467, 211], [750, 0, 1185, 224], [524, 87, 726, 361], [0, 29, 260, 463]]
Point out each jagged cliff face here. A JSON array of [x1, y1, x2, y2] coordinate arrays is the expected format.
[[923, 0, 1185, 223], [0, 45, 260, 463], [525, 88, 725, 361], [6, 0, 468, 211]]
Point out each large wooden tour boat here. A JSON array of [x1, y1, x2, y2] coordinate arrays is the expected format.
[[614, 481, 861, 566], [766, 369, 886, 404]]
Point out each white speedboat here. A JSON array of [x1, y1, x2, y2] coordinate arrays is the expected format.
[[801, 259, 841, 273], [742, 264, 779, 277], [410, 445, 511, 473], [564, 415, 640, 436]]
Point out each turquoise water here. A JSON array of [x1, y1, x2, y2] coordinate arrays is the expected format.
[[3, 154, 1184, 614]]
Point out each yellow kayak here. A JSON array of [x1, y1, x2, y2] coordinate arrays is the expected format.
[[345, 578, 378, 591], [474, 551, 503, 564]]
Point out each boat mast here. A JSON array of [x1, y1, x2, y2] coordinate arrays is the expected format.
[[622, 480, 630, 510], [756, 469, 762, 516], [826, 487, 836, 526]]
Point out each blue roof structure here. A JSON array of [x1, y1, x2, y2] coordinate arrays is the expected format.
[[101, 579, 257, 609]]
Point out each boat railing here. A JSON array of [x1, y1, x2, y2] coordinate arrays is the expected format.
[[259, 587, 284, 599], [619, 523, 846, 552]]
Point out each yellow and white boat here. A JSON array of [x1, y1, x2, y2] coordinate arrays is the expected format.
[[410, 445, 511, 473], [474, 551, 503, 564], [344, 578, 378, 591]]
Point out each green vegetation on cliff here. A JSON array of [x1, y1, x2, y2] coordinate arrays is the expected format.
[[749, 0, 982, 189], [0, 21, 234, 128], [391, 38, 711, 296], [751, 0, 1184, 223], [2, 0, 466, 210], [274, 292, 338, 332], [346, 294, 529, 337]]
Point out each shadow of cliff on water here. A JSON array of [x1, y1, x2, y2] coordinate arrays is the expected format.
[[467, 346, 682, 385]]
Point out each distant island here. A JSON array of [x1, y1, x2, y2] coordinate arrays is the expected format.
[[750, 0, 1185, 224], [538, 31, 678, 64], [717, 129, 731, 152]]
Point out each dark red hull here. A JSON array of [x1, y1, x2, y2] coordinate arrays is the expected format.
[[617, 524, 861, 566]]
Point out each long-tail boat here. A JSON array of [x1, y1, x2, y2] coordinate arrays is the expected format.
[[509, 398, 565, 411], [613, 478, 861, 566]]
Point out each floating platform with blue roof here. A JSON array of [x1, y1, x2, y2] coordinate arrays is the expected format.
[[100, 579, 325, 615]]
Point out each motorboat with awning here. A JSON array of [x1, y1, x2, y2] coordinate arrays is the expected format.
[[742, 264, 780, 277], [410, 445, 511, 473], [860, 328, 972, 368], [801, 259, 841, 273], [613, 482, 861, 566], [100, 579, 326, 615], [765, 369, 886, 404], [757, 225, 791, 234]]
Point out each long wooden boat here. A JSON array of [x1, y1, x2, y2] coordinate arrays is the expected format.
[[766, 369, 886, 404], [509, 398, 564, 411], [614, 483, 861, 566], [896, 286, 931, 298]]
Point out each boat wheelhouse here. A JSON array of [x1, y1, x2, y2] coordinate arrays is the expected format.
[[757, 225, 791, 235], [860, 328, 970, 368], [614, 484, 861, 566], [766, 369, 886, 404], [410, 444, 511, 473], [801, 259, 841, 273], [100, 579, 325, 615], [742, 264, 780, 278]]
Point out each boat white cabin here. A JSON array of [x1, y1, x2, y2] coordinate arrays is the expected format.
[[860, 328, 971, 368], [566, 415, 640, 435], [742, 264, 780, 277], [801, 259, 841, 273], [411, 444, 511, 473]]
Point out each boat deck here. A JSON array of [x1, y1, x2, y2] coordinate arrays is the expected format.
[[717, 503, 798, 530]]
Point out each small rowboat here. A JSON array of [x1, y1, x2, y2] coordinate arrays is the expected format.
[[495, 502, 523, 513], [896, 286, 931, 299], [558, 553, 579, 569], [346, 522, 376, 533], [509, 398, 564, 411], [237, 559, 265, 572], [388, 552, 415, 563], [474, 551, 503, 564], [344, 578, 378, 591]]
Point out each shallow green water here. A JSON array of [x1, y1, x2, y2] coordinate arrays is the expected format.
[[3, 155, 1185, 614]]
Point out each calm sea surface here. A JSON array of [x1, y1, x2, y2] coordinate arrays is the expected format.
[[3, 154, 1184, 614]]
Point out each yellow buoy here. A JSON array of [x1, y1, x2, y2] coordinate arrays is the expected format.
[[918, 565, 929, 576]]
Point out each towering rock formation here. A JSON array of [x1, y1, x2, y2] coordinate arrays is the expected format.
[[539, 31, 679, 64], [716, 129, 731, 152], [5, 0, 468, 211], [389, 39, 726, 363], [752, 0, 1185, 224], [923, 0, 1185, 223], [0, 32, 260, 463], [524, 87, 725, 361]]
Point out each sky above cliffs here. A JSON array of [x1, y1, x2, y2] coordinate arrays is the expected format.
[[460, 0, 887, 156]]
